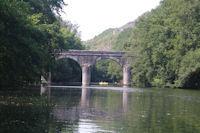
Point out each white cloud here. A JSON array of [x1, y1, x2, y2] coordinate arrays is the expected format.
[[62, 0, 161, 41]]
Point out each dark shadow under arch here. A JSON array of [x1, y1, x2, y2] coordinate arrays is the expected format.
[[52, 58, 82, 84]]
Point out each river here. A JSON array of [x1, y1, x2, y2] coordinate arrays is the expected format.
[[0, 85, 200, 133]]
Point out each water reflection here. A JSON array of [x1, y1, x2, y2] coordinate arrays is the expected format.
[[0, 87, 55, 133], [37, 85, 200, 133], [122, 90, 130, 113], [45, 85, 130, 115], [40, 84, 51, 105], [46, 85, 116, 132], [40, 84, 46, 95], [80, 86, 91, 109]]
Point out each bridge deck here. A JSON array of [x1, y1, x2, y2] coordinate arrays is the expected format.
[[56, 49, 126, 57]]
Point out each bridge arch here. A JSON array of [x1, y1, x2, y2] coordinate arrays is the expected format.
[[55, 50, 132, 86], [56, 55, 80, 66], [95, 56, 123, 68]]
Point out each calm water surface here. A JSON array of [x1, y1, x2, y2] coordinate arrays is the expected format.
[[0, 85, 200, 133]]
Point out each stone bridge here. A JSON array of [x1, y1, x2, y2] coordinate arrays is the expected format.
[[55, 50, 132, 86]]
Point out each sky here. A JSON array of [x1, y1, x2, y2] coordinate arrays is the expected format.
[[62, 0, 162, 41]]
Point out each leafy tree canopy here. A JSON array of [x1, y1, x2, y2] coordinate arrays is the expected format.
[[0, 0, 83, 87], [125, 0, 200, 89]]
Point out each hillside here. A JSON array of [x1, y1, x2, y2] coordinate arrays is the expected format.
[[83, 28, 115, 50], [83, 21, 135, 51]]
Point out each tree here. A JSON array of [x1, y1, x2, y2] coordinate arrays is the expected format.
[[125, 0, 200, 88], [0, 0, 83, 87]]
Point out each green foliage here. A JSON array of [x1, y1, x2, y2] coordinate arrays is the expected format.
[[112, 28, 133, 51], [0, 0, 83, 87], [0, 1, 48, 85], [175, 49, 200, 89], [126, 0, 200, 89], [107, 61, 123, 82], [152, 78, 163, 87], [91, 60, 122, 83]]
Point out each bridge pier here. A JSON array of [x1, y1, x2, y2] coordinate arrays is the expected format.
[[82, 64, 92, 86], [123, 65, 132, 86]]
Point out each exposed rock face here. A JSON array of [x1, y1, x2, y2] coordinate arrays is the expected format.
[[113, 21, 135, 34]]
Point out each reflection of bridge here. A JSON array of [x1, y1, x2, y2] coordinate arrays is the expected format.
[[55, 50, 132, 86], [41, 86, 130, 123]]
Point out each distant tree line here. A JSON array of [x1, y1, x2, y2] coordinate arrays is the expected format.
[[0, 0, 83, 87]]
